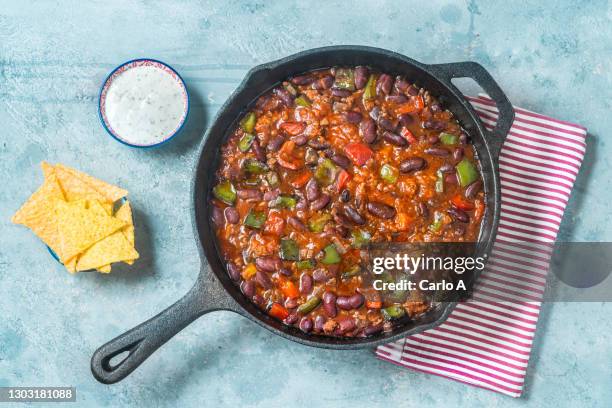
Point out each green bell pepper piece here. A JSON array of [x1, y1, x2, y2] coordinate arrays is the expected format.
[[363, 74, 377, 100], [280, 238, 299, 261], [333, 68, 355, 91], [321, 244, 341, 264], [308, 213, 332, 233], [295, 95, 311, 107], [212, 180, 236, 205], [314, 158, 337, 186], [380, 163, 398, 184], [270, 195, 297, 210], [238, 133, 255, 152], [439, 132, 458, 145], [456, 159, 479, 187], [266, 171, 280, 187], [296, 259, 315, 270], [297, 296, 321, 314], [435, 170, 444, 193], [244, 209, 266, 229], [351, 229, 371, 248], [240, 112, 256, 133], [382, 305, 406, 320], [243, 159, 268, 175]]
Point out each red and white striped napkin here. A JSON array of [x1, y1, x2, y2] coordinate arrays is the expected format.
[[375, 94, 587, 397]]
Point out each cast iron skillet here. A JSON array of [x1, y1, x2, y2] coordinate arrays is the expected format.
[[91, 45, 514, 384]]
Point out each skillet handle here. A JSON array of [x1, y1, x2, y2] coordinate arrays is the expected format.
[[428, 61, 514, 155], [91, 267, 241, 384]]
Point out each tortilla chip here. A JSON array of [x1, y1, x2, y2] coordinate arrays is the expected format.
[[12, 173, 65, 256], [57, 200, 126, 263], [76, 229, 138, 271], [115, 200, 136, 265], [97, 264, 112, 273], [56, 164, 127, 203], [54, 166, 106, 202], [41, 161, 55, 179], [65, 257, 78, 273]]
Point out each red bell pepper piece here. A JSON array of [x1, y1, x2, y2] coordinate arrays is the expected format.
[[451, 194, 475, 211], [400, 127, 417, 144], [269, 303, 290, 320], [336, 169, 351, 191], [280, 121, 306, 136], [279, 279, 299, 299], [344, 143, 373, 166]]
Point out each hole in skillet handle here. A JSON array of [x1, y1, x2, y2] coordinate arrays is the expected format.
[[47, 197, 129, 273], [427, 61, 515, 154]]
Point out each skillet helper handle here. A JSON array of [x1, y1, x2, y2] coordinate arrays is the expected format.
[[428, 61, 514, 155]]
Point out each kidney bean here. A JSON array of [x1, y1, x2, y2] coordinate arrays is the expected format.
[[382, 131, 408, 146], [344, 205, 366, 225], [334, 212, 352, 227], [310, 194, 330, 211], [398, 113, 414, 127], [394, 76, 410, 93], [322, 291, 337, 317], [313, 268, 332, 283], [459, 132, 469, 145], [448, 208, 469, 223], [331, 88, 352, 98], [263, 189, 280, 201], [237, 189, 262, 200], [224, 207, 239, 224], [418, 202, 429, 218], [273, 87, 294, 106], [427, 135, 440, 145], [445, 172, 458, 185], [287, 216, 306, 231], [340, 189, 350, 202], [386, 95, 408, 104], [284, 312, 299, 325], [335, 224, 349, 237], [285, 296, 298, 308], [465, 180, 483, 199], [252, 294, 265, 307], [376, 73, 394, 95], [227, 262, 241, 281], [369, 106, 381, 120], [378, 117, 395, 132], [252, 138, 266, 162], [336, 296, 352, 310], [267, 135, 285, 151], [314, 75, 334, 90], [349, 293, 365, 309], [424, 147, 450, 157], [438, 163, 455, 173], [291, 134, 308, 146], [359, 118, 377, 143], [299, 317, 313, 332], [291, 75, 314, 85], [399, 157, 426, 173], [363, 323, 384, 336], [255, 270, 272, 289], [300, 273, 313, 295], [343, 111, 362, 124], [211, 206, 224, 227], [255, 256, 280, 272], [307, 137, 330, 150], [329, 154, 349, 169], [423, 120, 447, 131], [240, 280, 255, 297], [367, 202, 397, 219], [305, 178, 320, 201], [406, 85, 419, 96], [314, 315, 327, 331], [295, 198, 308, 211], [337, 317, 356, 333], [354, 66, 369, 89], [453, 147, 464, 162]]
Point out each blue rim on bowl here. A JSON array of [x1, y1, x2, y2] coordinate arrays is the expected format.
[[98, 58, 190, 148]]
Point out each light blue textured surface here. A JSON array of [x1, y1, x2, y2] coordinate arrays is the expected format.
[[1, 1, 611, 407]]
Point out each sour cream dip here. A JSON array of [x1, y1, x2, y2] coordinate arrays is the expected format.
[[99, 59, 189, 147]]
